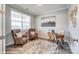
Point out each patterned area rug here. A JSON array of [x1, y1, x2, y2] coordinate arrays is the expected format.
[[6, 39, 72, 54]]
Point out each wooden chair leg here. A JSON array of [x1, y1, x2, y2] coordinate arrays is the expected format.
[[21, 44, 23, 47], [14, 43, 17, 47]]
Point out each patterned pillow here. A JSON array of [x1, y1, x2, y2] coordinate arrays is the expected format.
[[16, 32, 22, 37], [31, 31, 35, 35]]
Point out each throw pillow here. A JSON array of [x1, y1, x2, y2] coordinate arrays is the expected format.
[[31, 31, 35, 35], [16, 32, 22, 37]]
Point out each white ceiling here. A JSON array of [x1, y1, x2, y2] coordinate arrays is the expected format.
[[12, 4, 69, 15]]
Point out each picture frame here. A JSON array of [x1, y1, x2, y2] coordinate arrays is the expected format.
[[41, 16, 56, 27]]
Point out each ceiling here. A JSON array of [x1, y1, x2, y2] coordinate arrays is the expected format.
[[11, 4, 69, 16]]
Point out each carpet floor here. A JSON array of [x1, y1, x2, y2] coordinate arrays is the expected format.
[[6, 39, 72, 54]]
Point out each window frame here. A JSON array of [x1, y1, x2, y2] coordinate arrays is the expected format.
[[10, 10, 31, 30]]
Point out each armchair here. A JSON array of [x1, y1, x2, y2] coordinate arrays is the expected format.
[[11, 29, 27, 47], [28, 28, 38, 41]]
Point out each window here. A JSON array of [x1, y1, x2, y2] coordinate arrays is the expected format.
[[22, 14, 31, 29], [11, 10, 31, 30]]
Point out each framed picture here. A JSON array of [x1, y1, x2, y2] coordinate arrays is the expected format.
[[41, 16, 56, 27]]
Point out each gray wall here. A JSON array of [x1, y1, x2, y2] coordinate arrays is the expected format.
[[5, 5, 14, 46]]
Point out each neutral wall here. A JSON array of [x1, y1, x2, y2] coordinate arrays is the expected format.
[[5, 5, 13, 46], [36, 9, 68, 39], [31, 16, 36, 29], [5, 5, 36, 46]]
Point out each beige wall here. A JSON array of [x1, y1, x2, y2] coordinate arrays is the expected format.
[[31, 16, 36, 29]]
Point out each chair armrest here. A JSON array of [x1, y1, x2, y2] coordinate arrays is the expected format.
[[14, 34, 17, 39], [35, 33, 38, 35]]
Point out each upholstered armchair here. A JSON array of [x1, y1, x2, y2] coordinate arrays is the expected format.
[[11, 29, 27, 47], [28, 28, 38, 41]]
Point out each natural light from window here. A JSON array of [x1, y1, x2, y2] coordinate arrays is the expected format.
[[11, 10, 31, 30]]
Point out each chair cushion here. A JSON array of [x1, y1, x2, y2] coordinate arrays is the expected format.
[[31, 31, 35, 35], [16, 32, 22, 37]]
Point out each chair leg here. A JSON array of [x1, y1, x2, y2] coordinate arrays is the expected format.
[[21, 44, 23, 47], [14, 43, 16, 46], [17, 44, 19, 47], [14, 43, 17, 47]]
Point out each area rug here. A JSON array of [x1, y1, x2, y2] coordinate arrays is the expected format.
[[6, 39, 72, 54]]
